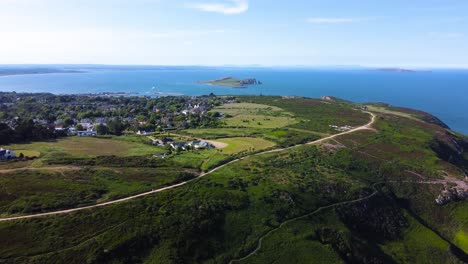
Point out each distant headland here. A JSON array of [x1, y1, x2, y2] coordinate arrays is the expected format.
[[0, 68, 83, 77], [375, 68, 431, 73], [197, 77, 262, 88]]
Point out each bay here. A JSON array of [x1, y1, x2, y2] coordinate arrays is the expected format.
[[0, 67, 467, 134]]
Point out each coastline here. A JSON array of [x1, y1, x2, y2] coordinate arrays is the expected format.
[[0, 71, 83, 77]]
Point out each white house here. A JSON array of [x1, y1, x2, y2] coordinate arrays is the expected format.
[[188, 140, 213, 149], [0, 148, 16, 160], [76, 131, 97, 137], [170, 142, 187, 151]]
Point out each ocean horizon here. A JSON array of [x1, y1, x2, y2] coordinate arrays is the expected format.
[[0, 67, 467, 134]]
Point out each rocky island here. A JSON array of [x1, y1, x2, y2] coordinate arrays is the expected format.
[[198, 77, 262, 88]]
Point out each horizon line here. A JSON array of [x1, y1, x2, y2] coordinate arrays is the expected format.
[[0, 63, 467, 70]]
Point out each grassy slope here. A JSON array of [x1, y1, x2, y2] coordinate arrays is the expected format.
[[0, 97, 466, 263], [0, 136, 195, 216], [0, 167, 196, 216]]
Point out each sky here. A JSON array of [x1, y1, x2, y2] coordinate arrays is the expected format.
[[1, 0, 468, 68]]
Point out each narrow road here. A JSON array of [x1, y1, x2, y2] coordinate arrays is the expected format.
[[0, 112, 376, 222]]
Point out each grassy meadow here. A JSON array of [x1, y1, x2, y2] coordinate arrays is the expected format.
[[216, 137, 275, 154], [214, 102, 298, 129], [7, 136, 164, 160]]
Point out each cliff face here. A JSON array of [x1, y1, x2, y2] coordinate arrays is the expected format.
[[430, 131, 468, 172], [419, 112, 450, 129], [393, 106, 450, 129], [369, 103, 451, 129]]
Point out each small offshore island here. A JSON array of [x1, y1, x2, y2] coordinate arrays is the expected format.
[[198, 77, 262, 88]]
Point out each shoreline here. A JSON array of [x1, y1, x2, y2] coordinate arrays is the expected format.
[[0, 71, 84, 78]]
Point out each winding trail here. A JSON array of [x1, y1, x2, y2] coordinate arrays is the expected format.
[[0, 112, 376, 222], [229, 181, 384, 264], [229, 177, 463, 263]]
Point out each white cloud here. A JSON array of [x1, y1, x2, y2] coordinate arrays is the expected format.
[[306, 17, 356, 24], [188, 0, 248, 15]]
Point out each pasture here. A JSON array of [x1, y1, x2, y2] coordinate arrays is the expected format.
[[217, 137, 275, 154], [214, 103, 298, 128], [6, 136, 162, 160]]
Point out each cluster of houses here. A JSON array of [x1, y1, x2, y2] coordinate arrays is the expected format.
[[151, 137, 214, 151], [55, 127, 97, 137], [75, 131, 97, 137], [0, 148, 16, 161], [170, 140, 213, 151], [149, 137, 214, 157]]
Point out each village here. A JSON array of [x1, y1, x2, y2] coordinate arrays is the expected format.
[[0, 92, 236, 145]]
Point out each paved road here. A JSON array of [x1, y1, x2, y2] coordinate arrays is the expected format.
[[0, 112, 376, 222]]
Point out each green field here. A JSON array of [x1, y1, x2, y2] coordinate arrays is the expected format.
[[7, 136, 164, 160], [217, 137, 276, 154], [180, 127, 267, 139], [214, 103, 298, 128], [454, 231, 468, 252], [8, 149, 41, 157]]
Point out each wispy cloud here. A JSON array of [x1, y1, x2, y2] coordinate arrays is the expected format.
[[188, 0, 248, 15], [306, 17, 356, 24], [143, 29, 232, 38]]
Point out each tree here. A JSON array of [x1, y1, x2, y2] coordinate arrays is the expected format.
[[63, 117, 74, 127], [107, 118, 126, 136], [0, 123, 15, 144], [95, 124, 109, 135]]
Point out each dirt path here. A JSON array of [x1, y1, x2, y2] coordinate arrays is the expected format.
[[406, 170, 468, 189], [228, 177, 463, 263], [229, 181, 383, 264], [0, 112, 376, 222], [0, 166, 81, 174]]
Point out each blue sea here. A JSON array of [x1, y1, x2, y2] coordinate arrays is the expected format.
[[0, 67, 467, 134]]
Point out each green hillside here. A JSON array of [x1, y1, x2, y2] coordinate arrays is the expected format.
[[0, 95, 466, 264]]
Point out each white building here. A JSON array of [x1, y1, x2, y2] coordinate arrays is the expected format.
[[76, 131, 97, 137], [0, 148, 16, 160]]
